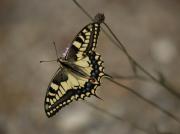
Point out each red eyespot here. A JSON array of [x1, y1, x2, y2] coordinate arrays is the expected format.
[[90, 78, 97, 84], [90, 78, 95, 82]]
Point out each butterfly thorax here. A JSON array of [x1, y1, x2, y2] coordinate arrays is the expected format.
[[58, 57, 98, 85]]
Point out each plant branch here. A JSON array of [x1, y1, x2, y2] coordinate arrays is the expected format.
[[103, 22, 180, 100], [106, 77, 180, 125]]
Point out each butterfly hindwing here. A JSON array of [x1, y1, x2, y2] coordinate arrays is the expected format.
[[73, 51, 105, 100], [65, 23, 100, 61]]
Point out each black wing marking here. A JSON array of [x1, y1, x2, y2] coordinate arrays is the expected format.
[[65, 23, 101, 61], [44, 68, 76, 117], [72, 51, 105, 100]]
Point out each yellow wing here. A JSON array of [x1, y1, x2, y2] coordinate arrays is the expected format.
[[64, 23, 101, 61]]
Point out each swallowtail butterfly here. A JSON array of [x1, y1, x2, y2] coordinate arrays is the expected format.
[[44, 14, 109, 117]]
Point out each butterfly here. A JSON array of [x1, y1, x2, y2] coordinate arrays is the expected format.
[[44, 14, 109, 117]]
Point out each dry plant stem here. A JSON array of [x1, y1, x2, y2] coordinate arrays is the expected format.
[[73, 0, 93, 20], [103, 22, 180, 100], [107, 77, 180, 125], [85, 101, 151, 134]]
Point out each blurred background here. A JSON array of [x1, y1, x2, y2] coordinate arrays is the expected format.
[[0, 0, 180, 134]]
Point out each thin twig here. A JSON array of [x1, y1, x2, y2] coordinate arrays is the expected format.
[[103, 22, 180, 100], [85, 101, 151, 134], [106, 77, 180, 125], [72, 0, 93, 20], [103, 22, 138, 74]]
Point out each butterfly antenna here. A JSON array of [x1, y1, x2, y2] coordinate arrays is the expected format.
[[53, 41, 59, 59]]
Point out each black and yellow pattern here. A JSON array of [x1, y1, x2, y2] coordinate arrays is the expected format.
[[65, 23, 100, 61], [44, 21, 107, 117]]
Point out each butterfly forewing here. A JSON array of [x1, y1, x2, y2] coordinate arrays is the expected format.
[[65, 23, 100, 61]]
